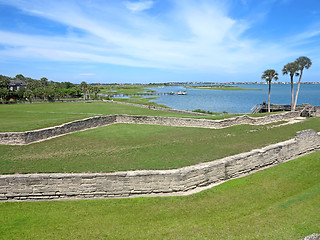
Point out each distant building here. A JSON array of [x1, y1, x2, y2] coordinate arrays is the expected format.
[[9, 79, 27, 91]]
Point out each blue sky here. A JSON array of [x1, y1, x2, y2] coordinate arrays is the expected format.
[[0, 0, 319, 83]]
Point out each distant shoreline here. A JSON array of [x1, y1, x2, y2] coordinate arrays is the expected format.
[[185, 85, 263, 91]]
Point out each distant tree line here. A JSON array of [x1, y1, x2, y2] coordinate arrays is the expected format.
[[0, 74, 100, 103], [261, 56, 312, 112]]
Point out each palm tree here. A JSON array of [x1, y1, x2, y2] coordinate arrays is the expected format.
[[282, 62, 299, 111], [79, 81, 88, 102], [93, 87, 101, 99], [40, 77, 48, 88], [261, 69, 278, 112], [87, 85, 93, 100], [293, 56, 312, 111]]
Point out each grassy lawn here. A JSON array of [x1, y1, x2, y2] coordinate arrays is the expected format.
[[0, 101, 205, 132], [100, 84, 157, 95], [0, 101, 280, 132], [0, 151, 319, 240], [114, 96, 169, 108], [0, 110, 90, 132], [1, 117, 319, 174], [1, 99, 319, 239]]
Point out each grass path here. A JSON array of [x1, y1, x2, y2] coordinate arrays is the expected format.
[[0, 151, 319, 239]]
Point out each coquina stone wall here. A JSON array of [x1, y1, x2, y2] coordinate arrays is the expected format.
[[0, 111, 300, 145], [116, 111, 299, 128], [0, 115, 117, 145], [0, 129, 319, 202]]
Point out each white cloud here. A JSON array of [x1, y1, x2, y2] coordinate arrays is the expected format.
[[124, 1, 154, 12], [0, 0, 317, 78], [79, 73, 95, 76]]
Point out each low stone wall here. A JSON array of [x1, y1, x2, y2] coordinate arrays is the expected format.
[[0, 111, 301, 145], [116, 111, 300, 129], [0, 115, 117, 145], [1, 129, 319, 202]]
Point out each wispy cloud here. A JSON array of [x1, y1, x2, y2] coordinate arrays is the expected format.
[[79, 73, 95, 76], [0, 0, 318, 79], [124, 0, 154, 12]]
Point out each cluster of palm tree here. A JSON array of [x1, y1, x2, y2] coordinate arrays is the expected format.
[[261, 56, 312, 112], [0, 74, 102, 104], [22, 76, 82, 102], [0, 74, 82, 103], [79, 81, 101, 101]]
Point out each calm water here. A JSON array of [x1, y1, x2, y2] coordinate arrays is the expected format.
[[147, 84, 320, 113]]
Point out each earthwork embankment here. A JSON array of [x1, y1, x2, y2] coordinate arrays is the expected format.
[[1, 129, 319, 201], [0, 111, 300, 145]]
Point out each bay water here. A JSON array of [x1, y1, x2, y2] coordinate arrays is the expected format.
[[147, 84, 320, 114]]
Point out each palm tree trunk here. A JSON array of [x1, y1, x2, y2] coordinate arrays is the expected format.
[[293, 69, 303, 111], [268, 81, 271, 113], [290, 75, 294, 111]]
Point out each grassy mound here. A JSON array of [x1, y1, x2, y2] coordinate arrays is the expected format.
[[0, 151, 319, 239]]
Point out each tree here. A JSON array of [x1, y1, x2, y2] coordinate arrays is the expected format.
[[23, 89, 34, 103], [87, 85, 93, 100], [15, 74, 25, 81], [261, 69, 278, 113], [34, 87, 45, 100], [282, 62, 299, 111], [44, 87, 55, 101], [64, 88, 77, 98], [16, 86, 26, 99], [293, 56, 312, 111], [0, 88, 9, 103], [79, 81, 88, 101], [0, 75, 10, 89], [93, 86, 100, 99], [54, 88, 64, 101], [40, 77, 48, 89], [25, 78, 40, 91]]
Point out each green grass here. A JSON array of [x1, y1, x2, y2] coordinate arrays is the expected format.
[[1, 117, 319, 174], [114, 96, 169, 108], [0, 110, 90, 132], [100, 84, 157, 95], [0, 151, 319, 240], [0, 102, 280, 132], [0, 101, 206, 132]]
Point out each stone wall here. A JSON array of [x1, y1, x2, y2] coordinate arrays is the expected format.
[[1, 129, 319, 202], [0, 115, 117, 145], [0, 111, 300, 145], [116, 111, 300, 129]]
